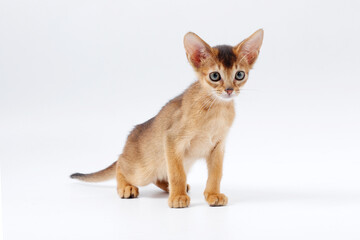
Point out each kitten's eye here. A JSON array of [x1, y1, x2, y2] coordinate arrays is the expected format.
[[209, 72, 221, 82], [235, 71, 245, 81]]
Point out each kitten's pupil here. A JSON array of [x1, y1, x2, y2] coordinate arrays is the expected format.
[[235, 71, 245, 81], [209, 72, 221, 81]]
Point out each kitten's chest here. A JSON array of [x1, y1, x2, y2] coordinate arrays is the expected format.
[[184, 105, 234, 159]]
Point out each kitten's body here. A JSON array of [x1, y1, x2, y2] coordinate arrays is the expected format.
[[71, 30, 263, 208], [121, 81, 234, 186]]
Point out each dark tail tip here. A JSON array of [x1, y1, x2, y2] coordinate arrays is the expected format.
[[70, 173, 84, 179]]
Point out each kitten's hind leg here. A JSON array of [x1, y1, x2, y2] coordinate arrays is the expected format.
[[154, 180, 190, 193], [116, 161, 139, 199], [154, 180, 169, 192]]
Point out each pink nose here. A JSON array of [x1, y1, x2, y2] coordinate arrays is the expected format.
[[225, 88, 234, 95]]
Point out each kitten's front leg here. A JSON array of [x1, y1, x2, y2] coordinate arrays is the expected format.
[[165, 137, 190, 208], [204, 141, 228, 206]]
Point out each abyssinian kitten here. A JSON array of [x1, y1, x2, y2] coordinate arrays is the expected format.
[[71, 29, 264, 208]]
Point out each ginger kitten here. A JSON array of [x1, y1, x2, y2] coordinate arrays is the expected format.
[[71, 29, 264, 208]]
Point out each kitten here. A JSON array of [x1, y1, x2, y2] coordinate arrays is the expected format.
[[71, 29, 264, 208]]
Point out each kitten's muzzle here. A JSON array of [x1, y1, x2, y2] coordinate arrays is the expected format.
[[225, 88, 234, 96]]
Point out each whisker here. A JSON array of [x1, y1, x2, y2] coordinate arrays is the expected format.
[[206, 97, 217, 115], [197, 96, 213, 115], [191, 92, 213, 110], [239, 89, 260, 91]]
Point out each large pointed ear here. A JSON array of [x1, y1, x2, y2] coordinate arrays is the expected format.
[[184, 32, 214, 68], [235, 29, 264, 67]]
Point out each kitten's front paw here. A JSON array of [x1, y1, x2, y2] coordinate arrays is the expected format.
[[117, 185, 139, 198], [204, 192, 228, 206], [168, 194, 190, 208]]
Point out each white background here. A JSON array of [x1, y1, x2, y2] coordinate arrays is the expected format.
[[1, 0, 360, 239]]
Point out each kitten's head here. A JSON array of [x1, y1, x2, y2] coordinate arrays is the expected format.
[[184, 29, 263, 101]]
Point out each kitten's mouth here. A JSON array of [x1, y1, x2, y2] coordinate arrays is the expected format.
[[218, 93, 236, 101]]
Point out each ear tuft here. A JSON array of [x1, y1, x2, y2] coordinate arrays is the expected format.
[[184, 32, 213, 68], [236, 29, 264, 66]]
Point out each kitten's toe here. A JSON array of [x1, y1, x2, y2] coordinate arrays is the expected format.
[[168, 194, 190, 208], [204, 193, 228, 206], [117, 185, 139, 198]]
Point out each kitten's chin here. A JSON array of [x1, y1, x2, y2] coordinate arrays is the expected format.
[[217, 93, 236, 102]]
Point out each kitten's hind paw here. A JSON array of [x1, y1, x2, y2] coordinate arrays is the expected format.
[[117, 185, 139, 199], [154, 180, 190, 193], [168, 194, 190, 208], [204, 193, 228, 207]]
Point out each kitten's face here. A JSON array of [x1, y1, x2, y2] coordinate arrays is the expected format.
[[184, 30, 263, 101], [197, 45, 250, 101]]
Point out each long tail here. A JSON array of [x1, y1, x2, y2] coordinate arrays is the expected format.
[[70, 161, 117, 182]]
